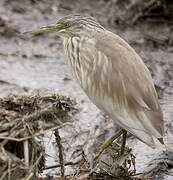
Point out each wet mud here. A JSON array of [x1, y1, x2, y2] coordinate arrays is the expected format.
[[0, 0, 173, 179]]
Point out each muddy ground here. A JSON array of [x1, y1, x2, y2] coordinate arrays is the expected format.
[[0, 0, 173, 179]]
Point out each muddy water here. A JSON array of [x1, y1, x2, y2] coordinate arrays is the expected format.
[[0, 0, 173, 178]]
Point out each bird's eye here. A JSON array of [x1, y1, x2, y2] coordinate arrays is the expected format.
[[56, 23, 69, 28], [63, 23, 70, 28]]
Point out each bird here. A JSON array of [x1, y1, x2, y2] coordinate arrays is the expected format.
[[24, 14, 164, 154]]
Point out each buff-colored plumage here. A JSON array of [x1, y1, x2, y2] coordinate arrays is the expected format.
[[63, 29, 164, 148], [26, 14, 164, 148]]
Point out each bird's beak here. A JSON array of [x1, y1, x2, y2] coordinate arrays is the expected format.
[[23, 24, 57, 35]]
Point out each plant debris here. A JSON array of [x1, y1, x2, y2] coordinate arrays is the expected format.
[[0, 16, 19, 37], [0, 0, 173, 179], [0, 93, 77, 180], [0, 93, 147, 180]]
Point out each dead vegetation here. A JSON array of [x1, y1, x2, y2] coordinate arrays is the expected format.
[[0, 16, 19, 37], [0, 0, 173, 179], [0, 94, 76, 180], [104, 0, 173, 25], [0, 94, 152, 180]]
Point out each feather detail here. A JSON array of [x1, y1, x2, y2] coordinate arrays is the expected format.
[[64, 29, 164, 147]]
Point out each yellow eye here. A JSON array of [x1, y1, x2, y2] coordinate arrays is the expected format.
[[56, 23, 69, 28]]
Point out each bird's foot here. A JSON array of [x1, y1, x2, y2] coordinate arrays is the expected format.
[[90, 141, 133, 176], [93, 129, 127, 162]]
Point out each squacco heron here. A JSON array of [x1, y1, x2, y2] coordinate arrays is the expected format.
[[25, 14, 164, 155]]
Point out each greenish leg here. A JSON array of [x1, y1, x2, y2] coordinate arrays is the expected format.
[[120, 130, 127, 155], [94, 129, 125, 161]]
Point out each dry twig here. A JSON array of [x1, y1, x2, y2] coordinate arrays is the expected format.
[[54, 129, 65, 179]]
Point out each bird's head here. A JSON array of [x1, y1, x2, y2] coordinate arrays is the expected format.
[[24, 14, 105, 38]]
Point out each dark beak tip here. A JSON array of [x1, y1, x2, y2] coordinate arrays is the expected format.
[[40, 24, 56, 29], [22, 31, 30, 35]]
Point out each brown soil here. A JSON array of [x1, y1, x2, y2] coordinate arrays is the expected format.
[[0, 0, 173, 179]]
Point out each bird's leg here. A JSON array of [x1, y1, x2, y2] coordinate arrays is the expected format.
[[94, 129, 125, 161], [120, 129, 127, 155]]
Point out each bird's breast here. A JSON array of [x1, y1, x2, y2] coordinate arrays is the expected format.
[[63, 36, 117, 114]]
